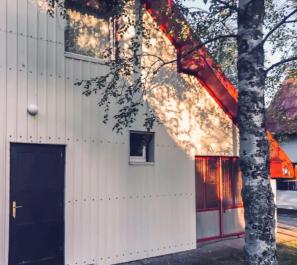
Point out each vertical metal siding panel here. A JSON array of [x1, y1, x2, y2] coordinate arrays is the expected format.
[[81, 61, 91, 263], [46, 13, 57, 143], [6, 34, 17, 142], [72, 59, 83, 264], [0, 0, 7, 31], [55, 22, 65, 144], [0, 17, 7, 265], [17, 25, 28, 141], [7, 0, 17, 33], [36, 7, 47, 142], [106, 140, 113, 263], [64, 59, 74, 265], [6, 0, 18, 142], [17, 0, 28, 142], [89, 63, 98, 263], [27, 0, 38, 141]]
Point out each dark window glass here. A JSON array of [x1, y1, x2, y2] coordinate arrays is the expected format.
[[277, 180, 297, 191], [129, 132, 154, 162]]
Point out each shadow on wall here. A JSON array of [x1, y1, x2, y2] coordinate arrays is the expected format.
[[142, 11, 237, 159], [144, 62, 236, 159]]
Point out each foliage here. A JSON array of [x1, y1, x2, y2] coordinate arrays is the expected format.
[[43, 0, 297, 132]]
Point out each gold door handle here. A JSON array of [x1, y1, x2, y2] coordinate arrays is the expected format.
[[12, 201, 23, 219]]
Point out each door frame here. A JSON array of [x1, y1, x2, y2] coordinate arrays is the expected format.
[[8, 143, 66, 265], [195, 155, 244, 243]]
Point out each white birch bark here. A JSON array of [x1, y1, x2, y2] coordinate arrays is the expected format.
[[237, 1, 277, 264]]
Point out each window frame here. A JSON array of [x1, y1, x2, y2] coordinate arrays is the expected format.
[[129, 130, 155, 165], [64, 0, 114, 62]]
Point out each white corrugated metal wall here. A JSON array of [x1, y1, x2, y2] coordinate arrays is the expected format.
[[0, 1, 238, 264]]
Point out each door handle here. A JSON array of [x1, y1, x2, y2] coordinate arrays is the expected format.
[[12, 201, 23, 219]]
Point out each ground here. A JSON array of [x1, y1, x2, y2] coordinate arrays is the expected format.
[[118, 213, 297, 265]]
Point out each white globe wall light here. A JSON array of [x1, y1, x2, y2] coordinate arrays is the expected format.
[[27, 104, 38, 116]]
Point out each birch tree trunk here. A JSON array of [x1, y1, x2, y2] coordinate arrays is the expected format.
[[237, 1, 277, 264]]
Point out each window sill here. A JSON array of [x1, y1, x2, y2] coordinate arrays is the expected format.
[[129, 161, 155, 166], [65, 52, 106, 64]]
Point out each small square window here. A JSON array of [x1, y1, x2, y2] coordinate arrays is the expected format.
[[129, 131, 155, 164], [65, 0, 112, 59]]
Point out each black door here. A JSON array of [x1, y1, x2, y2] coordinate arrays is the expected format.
[[9, 144, 65, 265]]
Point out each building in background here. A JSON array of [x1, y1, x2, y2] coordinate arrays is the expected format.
[[267, 78, 297, 211]]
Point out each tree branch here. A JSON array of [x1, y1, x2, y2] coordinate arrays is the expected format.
[[265, 56, 297, 73], [262, 8, 297, 44], [177, 34, 237, 63], [141, 34, 237, 74]]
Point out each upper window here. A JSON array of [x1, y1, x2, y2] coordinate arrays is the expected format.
[[65, 0, 112, 59], [129, 131, 155, 164]]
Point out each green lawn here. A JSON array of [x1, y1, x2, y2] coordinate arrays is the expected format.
[[278, 240, 297, 265]]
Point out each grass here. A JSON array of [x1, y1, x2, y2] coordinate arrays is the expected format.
[[278, 240, 297, 265]]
